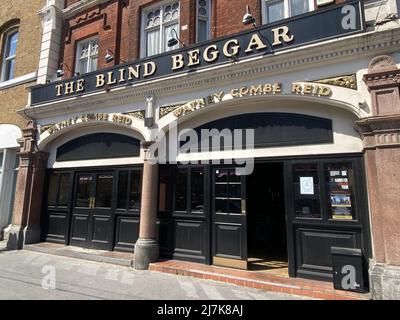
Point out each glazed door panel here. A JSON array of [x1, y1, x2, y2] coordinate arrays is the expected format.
[[91, 173, 114, 250], [212, 168, 247, 269], [70, 173, 94, 247]]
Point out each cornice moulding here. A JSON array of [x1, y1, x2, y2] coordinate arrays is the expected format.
[[62, 0, 111, 19], [38, 3, 63, 18]]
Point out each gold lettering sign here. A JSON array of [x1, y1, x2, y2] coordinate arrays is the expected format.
[[230, 83, 282, 97], [171, 82, 333, 118], [291, 83, 332, 97], [53, 28, 300, 98], [44, 113, 136, 135]]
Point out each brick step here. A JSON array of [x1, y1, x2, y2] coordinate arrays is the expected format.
[[149, 261, 370, 300]]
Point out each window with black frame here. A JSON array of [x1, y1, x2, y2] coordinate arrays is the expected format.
[[215, 168, 242, 215], [174, 167, 205, 214], [325, 162, 355, 221], [117, 169, 142, 212], [293, 163, 321, 218], [47, 172, 72, 208]]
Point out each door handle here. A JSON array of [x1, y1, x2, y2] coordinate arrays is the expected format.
[[241, 199, 246, 215], [89, 197, 95, 208]]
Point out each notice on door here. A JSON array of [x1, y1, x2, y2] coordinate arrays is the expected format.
[[300, 177, 314, 195]]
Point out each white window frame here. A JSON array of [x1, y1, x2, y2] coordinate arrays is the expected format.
[[1, 28, 19, 82], [196, 0, 212, 43], [75, 36, 99, 75], [261, 0, 315, 25], [141, 1, 181, 58]]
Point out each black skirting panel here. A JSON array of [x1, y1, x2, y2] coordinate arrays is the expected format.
[[113, 215, 140, 252], [158, 216, 207, 264], [295, 226, 361, 280]]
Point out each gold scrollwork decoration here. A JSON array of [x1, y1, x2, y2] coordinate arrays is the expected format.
[[314, 74, 357, 90], [159, 105, 181, 118], [125, 110, 145, 120], [40, 125, 53, 134]]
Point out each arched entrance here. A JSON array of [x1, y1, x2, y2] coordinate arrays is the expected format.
[[40, 126, 145, 252], [156, 99, 371, 281]]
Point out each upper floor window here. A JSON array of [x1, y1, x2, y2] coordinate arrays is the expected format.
[[75, 37, 98, 75], [142, 1, 180, 57], [1, 28, 19, 81], [196, 0, 211, 43], [262, 0, 314, 24]]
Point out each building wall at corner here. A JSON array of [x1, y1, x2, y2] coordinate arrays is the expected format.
[[0, 0, 44, 128], [0, 0, 44, 239]]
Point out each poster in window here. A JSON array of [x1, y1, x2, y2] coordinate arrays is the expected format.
[[300, 177, 314, 195], [328, 169, 353, 220]]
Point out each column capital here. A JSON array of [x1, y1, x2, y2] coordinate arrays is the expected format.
[[141, 141, 155, 150], [355, 115, 400, 150], [363, 55, 400, 117]]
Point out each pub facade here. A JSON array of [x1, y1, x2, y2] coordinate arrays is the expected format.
[[7, 0, 400, 299]]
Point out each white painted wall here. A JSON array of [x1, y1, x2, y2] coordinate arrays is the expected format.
[[0, 148, 18, 237]]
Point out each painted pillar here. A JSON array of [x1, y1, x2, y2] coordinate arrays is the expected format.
[[355, 55, 400, 299], [37, 0, 64, 84], [134, 142, 159, 269], [7, 122, 49, 250]]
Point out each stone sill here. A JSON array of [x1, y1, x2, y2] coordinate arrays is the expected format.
[[0, 72, 37, 91]]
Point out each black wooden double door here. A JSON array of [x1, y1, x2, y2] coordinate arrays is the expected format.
[[44, 167, 142, 252], [69, 172, 114, 250]]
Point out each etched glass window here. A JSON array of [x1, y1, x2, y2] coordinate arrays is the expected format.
[[75, 37, 99, 75], [143, 2, 180, 57]]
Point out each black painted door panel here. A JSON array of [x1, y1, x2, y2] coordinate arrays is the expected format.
[[212, 168, 247, 269], [70, 172, 114, 250]]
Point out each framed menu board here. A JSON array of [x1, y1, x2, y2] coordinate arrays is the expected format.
[[326, 164, 354, 220]]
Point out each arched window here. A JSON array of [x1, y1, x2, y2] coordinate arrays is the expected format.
[[56, 133, 141, 162], [1, 27, 19, 81]]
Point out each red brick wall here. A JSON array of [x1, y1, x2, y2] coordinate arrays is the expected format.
[[59, 0, 347, 77], [59, 0, 128, 77], [64, 0, 81, 8]]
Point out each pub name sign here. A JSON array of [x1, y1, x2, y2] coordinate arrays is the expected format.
[[31, 1, 363, 105]]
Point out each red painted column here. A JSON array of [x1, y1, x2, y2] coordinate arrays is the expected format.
[[355, 55, 400, 299], [134, 142, 159, 269], [7, 122, 48, 249]]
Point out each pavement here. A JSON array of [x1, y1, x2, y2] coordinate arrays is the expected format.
[[0, 245, 311, 300]]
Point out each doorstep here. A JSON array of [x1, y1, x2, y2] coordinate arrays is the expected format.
[[149, 260, 371, 300], [24, 242, 134, 267]]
